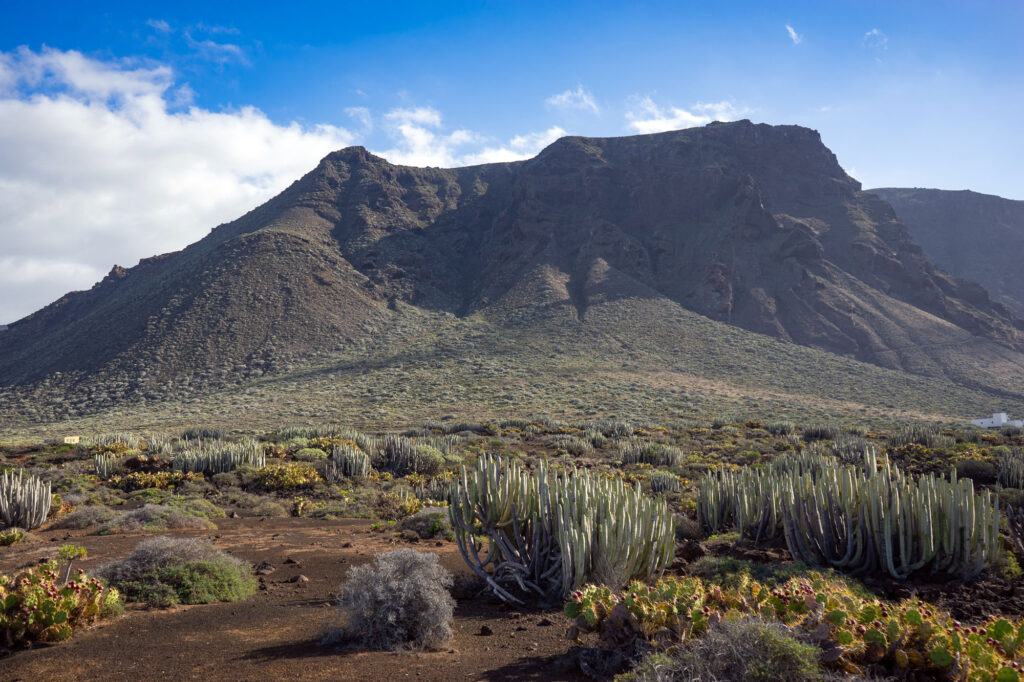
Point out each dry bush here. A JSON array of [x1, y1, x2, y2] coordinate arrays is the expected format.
[[53, 505, 120, 529], [325, 549, 454, 651]]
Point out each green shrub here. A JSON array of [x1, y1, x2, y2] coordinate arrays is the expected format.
[[254, 463, 322, 490], [99, 504, 216, 533], [400, 507, 454, 540], [955, 458, 998, 485], [294, 448, 328, 462], [252, 500, 290, 517], [620, 616, 822, 682], [95, 536, 256, 607], [0, 528, 25, 546]]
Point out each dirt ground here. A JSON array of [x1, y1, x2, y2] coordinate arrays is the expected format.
[[0, 518, 584, 681]]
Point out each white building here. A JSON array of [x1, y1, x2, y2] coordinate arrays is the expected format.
[[971, 412, 1024, 429]]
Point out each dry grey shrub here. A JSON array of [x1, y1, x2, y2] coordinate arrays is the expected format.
[[53, 505, 120, 529], [100, 504, 213, 532], [325, 549, 454, 651]]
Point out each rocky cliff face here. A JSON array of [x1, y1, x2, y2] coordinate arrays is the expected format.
[[3, 120, 1023, 411], [871, 187, 1024, 317]]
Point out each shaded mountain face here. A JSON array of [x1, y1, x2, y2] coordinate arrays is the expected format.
[[2, 120, 1024, 415], [871, 188, 1024, 317]]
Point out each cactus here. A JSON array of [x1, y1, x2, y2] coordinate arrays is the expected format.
[[93, 453, 124, 479], [0, 469, 52, 530], [172, 439, 265, 475], [1009, 506, 1024, 557], [450, 454, 674, 605], [649, 471, 681, 494], [616, 439, 683, 467], [999, 451, 1024, 489], [325, 444, 371, 481], [697, 450, 1000, 580]]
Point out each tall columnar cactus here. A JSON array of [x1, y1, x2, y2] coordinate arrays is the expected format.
[[172, 439, 265, 475], [697, 450, 1000, 580], [0, 470, 52, 530], [93, 454, 124, 479], [998, 451, 1024, 489], [450, 454, 674, 604], [1008, 506, 1024, 557], [324, 445, 371, 481]]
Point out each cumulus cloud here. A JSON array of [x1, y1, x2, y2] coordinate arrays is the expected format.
[[372, 107, 563, 167], [460, 126, 567, 165], [0, 47, 575, 323], [864, 28, 888, 49], [146, 19, 172, 34], [0, 47, 356, 323], [625, 96, 747, 134], [786, 24, 803, 45], [184, 32, 248, 65], [546, 85, 599, 114]]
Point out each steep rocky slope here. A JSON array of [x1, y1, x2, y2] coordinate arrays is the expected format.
[[3, 121, 1024, 420], [871, 188, 1024, 317]]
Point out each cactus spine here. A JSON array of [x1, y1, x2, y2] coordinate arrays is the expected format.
[[0, 469, 52, 530]]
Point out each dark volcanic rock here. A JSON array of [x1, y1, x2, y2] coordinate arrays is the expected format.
[[871, 187, 1024, 317], [2, 120, 1024, 411]]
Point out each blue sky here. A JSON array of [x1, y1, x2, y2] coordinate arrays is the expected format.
[[1, 1, 1022, 322]]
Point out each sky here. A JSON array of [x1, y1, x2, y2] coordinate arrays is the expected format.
[[1, 1, 1022, 324]]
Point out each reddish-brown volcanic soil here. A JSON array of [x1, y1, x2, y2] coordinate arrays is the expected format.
[[0, 518, 584, 681]]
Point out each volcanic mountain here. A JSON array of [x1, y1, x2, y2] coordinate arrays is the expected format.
[[3, 120, 1024, 422], [871, 188, 1024, 318]]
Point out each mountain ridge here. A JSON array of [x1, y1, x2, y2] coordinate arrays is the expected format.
[[3, 120, 1024, 425]]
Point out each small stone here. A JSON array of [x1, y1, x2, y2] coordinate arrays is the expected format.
[[342, 541, 352, 548], [284, 557, 300, 565], [477, 625, 493, 636], [537, 617, 554, 627], [290, 574, 310, 584]]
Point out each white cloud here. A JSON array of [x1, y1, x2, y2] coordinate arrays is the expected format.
[[372, 107, 564, 167], [184, 32, 248, 65], [864, 28, 888, 49], [625, 96, 748, 134], [345, 106, 372, 131], [146, 19, 172, 34], [546, 85, 599, 114], [0, 47, 573, 323], [0, 47, 356, 323], [786, 24, 803, 45], [461, 126, 567, 165]]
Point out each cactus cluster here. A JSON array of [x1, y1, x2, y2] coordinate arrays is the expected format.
[[93, 453, 124, 479], [0, 469, 52, 530], [567, 573, 1024, 680], [616, 439, 683, 467], [648, 471, 681, 494], [324, 444, 371, 481], [999, 451, 1024, 489], [698, 450, 1000, 579], [1009, 506, 1024, 557], [172, 439, 265, 475], [450, 454, 674, 604], [0, 559, 122, 648]]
